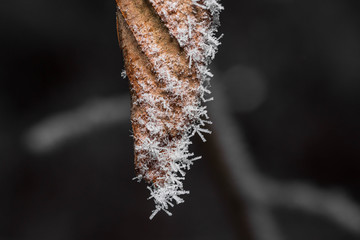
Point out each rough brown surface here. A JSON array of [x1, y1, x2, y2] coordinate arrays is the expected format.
[[116, 0, 200, 185], [116, 0, 222, 218]]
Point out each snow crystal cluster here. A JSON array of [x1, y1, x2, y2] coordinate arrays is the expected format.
[[130, 0, 223, 219]]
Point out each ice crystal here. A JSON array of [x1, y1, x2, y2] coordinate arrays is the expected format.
[[129, 0, 223, 219], [121, 69, 127, 79]]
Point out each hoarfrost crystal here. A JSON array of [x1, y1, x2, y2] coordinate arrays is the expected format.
[[117, 0, 223, 219], [142, 0, 223, 219]]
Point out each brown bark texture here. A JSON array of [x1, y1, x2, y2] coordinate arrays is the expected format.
[[116, 0, 223, 218]]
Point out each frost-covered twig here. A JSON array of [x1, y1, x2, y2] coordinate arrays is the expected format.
[[116, 0, 223, 218]]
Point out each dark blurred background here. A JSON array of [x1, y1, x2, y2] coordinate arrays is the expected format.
[[1, 0, 360, 239]]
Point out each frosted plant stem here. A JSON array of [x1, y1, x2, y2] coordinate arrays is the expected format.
[[116, 0, 223, 218]]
